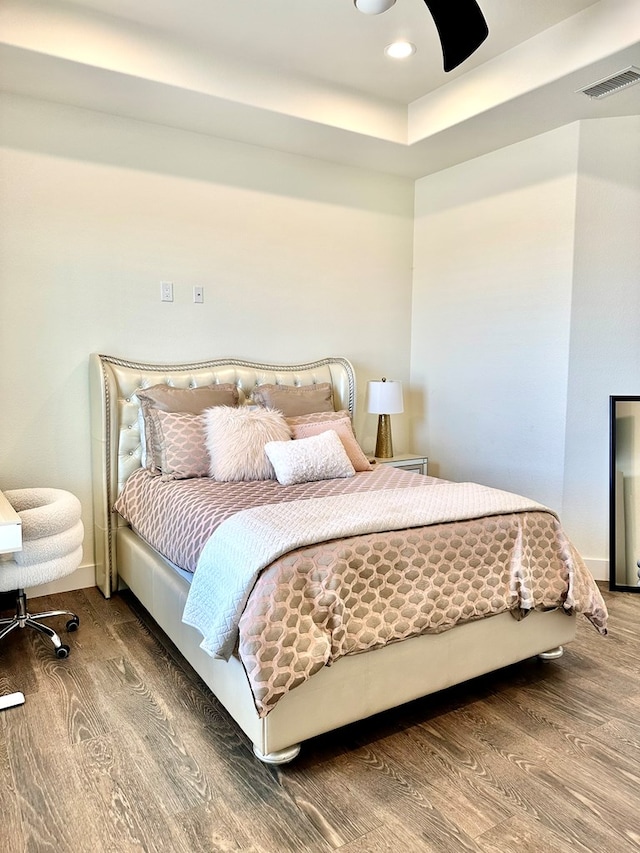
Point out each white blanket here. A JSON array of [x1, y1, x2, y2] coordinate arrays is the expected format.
[[181, 481, 550, 660]]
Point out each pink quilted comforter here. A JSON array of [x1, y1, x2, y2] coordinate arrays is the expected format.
[[114, 467, 608, 716]]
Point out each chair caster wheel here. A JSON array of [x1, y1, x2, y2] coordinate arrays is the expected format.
[[56, 644, 70, 659], [66, 617, 80, 632]]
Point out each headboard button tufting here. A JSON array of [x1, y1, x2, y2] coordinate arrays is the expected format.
[[89, 352, 355, 597]]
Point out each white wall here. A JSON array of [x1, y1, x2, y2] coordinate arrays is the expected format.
[[0, 93, 415, 589], [3, 91, 637, 592], [562, 116, 640, 569], [411, 116, 640, 578], [411, 124, 580, 511]]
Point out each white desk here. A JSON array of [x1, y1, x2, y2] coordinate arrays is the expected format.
[[0, 490, 22, 554], [0, 489, 25, 711]]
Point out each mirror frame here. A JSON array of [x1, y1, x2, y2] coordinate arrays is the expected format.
[[609, 395, 640, 592]]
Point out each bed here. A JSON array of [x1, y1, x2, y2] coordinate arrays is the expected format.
[[89, 352, 607, 764]]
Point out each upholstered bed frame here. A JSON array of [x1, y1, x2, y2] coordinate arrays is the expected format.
[[89, 353, 575, 764]]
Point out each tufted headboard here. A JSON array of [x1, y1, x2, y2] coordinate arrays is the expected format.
[[89, 353, 356, 597]]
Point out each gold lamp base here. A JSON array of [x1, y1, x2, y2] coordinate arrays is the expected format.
[[374, 414, 394, 458]]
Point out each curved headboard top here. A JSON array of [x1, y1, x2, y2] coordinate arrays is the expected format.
[[89, 353, 356, 596]]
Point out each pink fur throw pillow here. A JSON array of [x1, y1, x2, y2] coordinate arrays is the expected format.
[[204, 406, 291, 481]]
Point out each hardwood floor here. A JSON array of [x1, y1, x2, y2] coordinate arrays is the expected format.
[[1, 584, 638, 852]]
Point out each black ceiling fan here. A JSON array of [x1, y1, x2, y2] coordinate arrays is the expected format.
[[354, 0, 489, 72]]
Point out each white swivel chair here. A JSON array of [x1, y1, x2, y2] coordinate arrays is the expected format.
[[0, 488, 83, 658]]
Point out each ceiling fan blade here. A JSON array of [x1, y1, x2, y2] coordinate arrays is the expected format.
[[422, 0, 489, 72]]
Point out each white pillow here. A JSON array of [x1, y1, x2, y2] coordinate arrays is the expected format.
[[204, 405, 291, 481], [264, 429, 355, 486]]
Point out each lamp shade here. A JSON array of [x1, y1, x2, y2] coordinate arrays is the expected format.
[[367, 379, 404, 415]]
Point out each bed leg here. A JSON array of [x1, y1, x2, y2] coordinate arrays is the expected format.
[[252, 743, 301, 765], [537, 645, 564, 661]]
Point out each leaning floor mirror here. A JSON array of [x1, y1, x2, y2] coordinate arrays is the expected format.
[[610, 396, 640, 591]]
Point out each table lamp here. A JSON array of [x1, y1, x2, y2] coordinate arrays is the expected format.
[[367, 378, 404, 458]]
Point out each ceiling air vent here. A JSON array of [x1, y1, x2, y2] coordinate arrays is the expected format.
[[578, 66, 640, 99]]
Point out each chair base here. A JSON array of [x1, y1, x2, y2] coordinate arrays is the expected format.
[[0, 589, 79, 658]]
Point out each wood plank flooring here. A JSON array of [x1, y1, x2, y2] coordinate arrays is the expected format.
[[1, 584, 639, 852]]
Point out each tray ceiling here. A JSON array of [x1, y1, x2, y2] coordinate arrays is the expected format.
[[1, 0, 639, 176]]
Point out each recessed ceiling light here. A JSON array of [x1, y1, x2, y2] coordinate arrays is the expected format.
[[384, 41, 417, 60], [354, 0, 397, 13]]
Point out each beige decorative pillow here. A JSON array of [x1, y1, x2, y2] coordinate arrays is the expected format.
[[152, 410, 209, 479], [137, 383, 239, 413], [137, 383, 239, 471], [265, 430, 355, 486], [288, 415, 372, 472], [286, 410, 351, 426], [204, 406, 291, 481], [251, 382, 334, 416]]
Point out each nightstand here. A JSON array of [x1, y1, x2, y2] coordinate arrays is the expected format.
[[373, 453, 428, 475]]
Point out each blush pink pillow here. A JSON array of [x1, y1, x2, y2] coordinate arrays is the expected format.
[[288, 416, 372, 472], [153, 410, 209, 479]]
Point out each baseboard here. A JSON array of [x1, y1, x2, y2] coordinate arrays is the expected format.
[[29, 564, 96, 598], [583, 557, 607, 583]]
